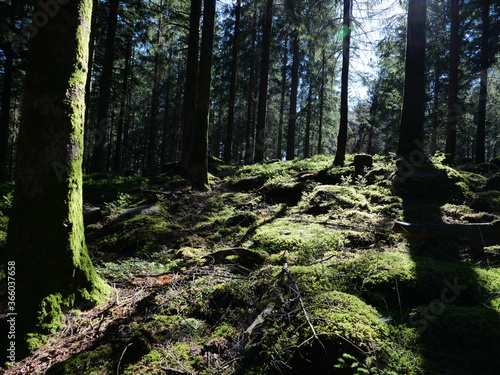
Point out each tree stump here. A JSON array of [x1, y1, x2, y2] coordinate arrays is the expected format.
[[354, 154, 373, 175]]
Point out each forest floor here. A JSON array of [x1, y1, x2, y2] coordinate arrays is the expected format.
[[2, 154, 500, 374]]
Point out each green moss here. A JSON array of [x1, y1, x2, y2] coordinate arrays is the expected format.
[[253, 218, 345, 264], [298, 185, 369, 214], [45, 343, 114, 375], [122, 349, 164, 375]]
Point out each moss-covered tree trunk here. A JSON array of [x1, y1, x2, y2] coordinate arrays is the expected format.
[[5, 0, 110, 359]]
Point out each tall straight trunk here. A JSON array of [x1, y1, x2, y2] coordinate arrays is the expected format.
[[445, 0, 459, 163], [276, 41, 288, 160], [161, 67, 172, 165], [190, 0, 216, 189], [0, 48, 13, 182], [114, 38, 132, 173], [181, 0, 202, 174], [318, 52, 326, 155], [286, 32, 300, 160], [244, 3, 258, 164], [475, 0, 489, 164], [84, 0, 99, 169], [430, 71, 440, 154], [5, 0, 110, 358], [224, 0, 241, 164], [89, 0, 120, 172], [254, 0, 274, 163], [334, 0, 351, 166], [304, 76, 313, 158], [148, 50, 161, 168], [397, 0, 427, 159]]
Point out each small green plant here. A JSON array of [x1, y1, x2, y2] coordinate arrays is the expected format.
[[103, 192, 132, 214]]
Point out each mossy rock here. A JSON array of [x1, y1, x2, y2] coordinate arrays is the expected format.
[[226, 212, 258, 227], [260, 181, 304, 206], [486, 172, 500, 190], [469, 190, 500, 213], [282, 291, 390, 373], [338, 251, 500, 311], [299, 185, 369, 215], [252, 218, 345, 264]]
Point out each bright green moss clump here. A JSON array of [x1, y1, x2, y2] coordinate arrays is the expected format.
[[253, 218, 345, 264]]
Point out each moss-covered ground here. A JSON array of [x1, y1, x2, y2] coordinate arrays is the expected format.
[[2, 154, 500, 374]]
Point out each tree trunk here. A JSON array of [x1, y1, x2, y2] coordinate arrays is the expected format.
[[445, 0, 459, 163], [244, 2, 258, 164], [318, 52, 326, 155], [334, 0, 351, 166], [224, 0, 241, 164], [181, 0, 202, 175], [114, 38, 132, 173], [397, 0, 427, 160], [89, 0, 120, 172], [475, 0, 489, 164], [5, 0, 110, 358], [286, 32, 300, 160], [276, 40, 288, 160], [254, 0, 274, 163], [0, 47, 13, 182], [304, 74, 313, 158], [148, 47, 161, 169], [190, 0, 216, 190]]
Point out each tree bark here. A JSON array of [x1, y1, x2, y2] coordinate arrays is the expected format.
[[224, 0, 241, 164], [190, 0, 216, 190], [254, 0, 274, 163], [397, 0, 427, 160], [334, 0, 351, 166], [5, 0, 110, 358], [181, 0, 202, 175], [445, 0, 459, 163], [89, 0, 120, 172], [0, 46, 13, 182], [286, 32, 300, 160], [475, 0, 489, 164]]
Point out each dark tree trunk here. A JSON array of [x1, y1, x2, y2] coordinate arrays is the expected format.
[[334, 0, 351, 166], [0, 47, 13, 182], [114, 38, 132, 173], [286, 32, 300, 160], [475, 0, 489, 164], [304, 76, 313, 158], [445, 0, 459, 163], [318, 52, 326, 155], [397, 0, 427, 160], [430, 71, 440, 154], [224, 0, 241, 164], [89, 0, 120, 172], [190, 0, 216, 190], [254, 0, 274, 163], [244, 3, 258, 164], [181, 0, 202, 174], [4, 0, 110, 358], [148, 48, 161, 168], [276, 41, 288, 160]]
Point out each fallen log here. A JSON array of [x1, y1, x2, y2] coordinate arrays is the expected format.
[[393, 220, 500, 259]]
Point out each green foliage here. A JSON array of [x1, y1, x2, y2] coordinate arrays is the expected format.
[[103, 192, 133, 215]]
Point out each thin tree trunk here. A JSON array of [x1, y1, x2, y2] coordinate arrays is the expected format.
[[190, 0, 216, 189], [148, 48, 161, 168], [276, 40, 288, 160], [397, 0, 427, 159], [254, 0, 274, 163], [318, 52, 325, 155], [244, 3, 258, 164], [89, 0, 120, 172], [304, 76, 313, 158], [430, 71, 440, 155], [5, 0, 110, 357], [224, 0, 241, 164], [114, 38, 132, 173], [286, 32, 300, 160], [475, 0, 489, 164], [181, 0, 202, 175], [445, 0, 459, 163], [334, 0, 351, 166]]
